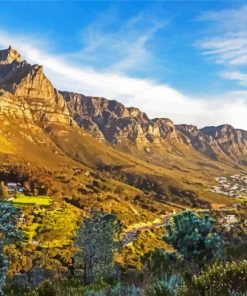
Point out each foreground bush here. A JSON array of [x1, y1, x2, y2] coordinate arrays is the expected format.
[[147, 274, 185, 296], [193, 260, 247, 295], [164, 211, 222, 269], [5, 279, 143, 296], [84, 282, 142, 296]]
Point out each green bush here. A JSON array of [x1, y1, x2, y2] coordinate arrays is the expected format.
[[193, 260, 247, 295], [36, 280, 57, 296], [164, 211, 222, 268], [147, 274, 184, 296], [109, 283, 142, 296], [84, 282, 143, 296]]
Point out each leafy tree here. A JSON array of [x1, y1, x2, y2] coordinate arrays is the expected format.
[[163, 211, 222, 268], [75, 210, 122, 285], [0, 203, 22, 295]]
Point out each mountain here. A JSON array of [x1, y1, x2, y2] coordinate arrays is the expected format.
[[0, 46, 246, 210], [0, 47, 72, 127]]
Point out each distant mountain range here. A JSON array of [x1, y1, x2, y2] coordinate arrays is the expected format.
[[0, 46, 246, 210]]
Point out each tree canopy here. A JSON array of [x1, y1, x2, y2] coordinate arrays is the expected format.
[[163, 211, 222, 267], [75, 210, 122, 285], [0, 203, 21, 295]]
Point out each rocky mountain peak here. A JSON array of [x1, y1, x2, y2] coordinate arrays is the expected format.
[[0, 47, 72, 127], [175, 124, 247, 164], [201, 124, 237, 139], [0, 46, 22, 64]]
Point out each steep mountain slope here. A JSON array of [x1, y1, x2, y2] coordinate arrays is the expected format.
[[175, 124, 229, 161], [0, 47, 72, 127]]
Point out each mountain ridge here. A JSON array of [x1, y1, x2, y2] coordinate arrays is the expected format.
[[61, 90, 247, 165], [0, 46, 246, 211]]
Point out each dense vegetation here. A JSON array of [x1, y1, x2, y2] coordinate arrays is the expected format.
[[0, 203, 246, 295]]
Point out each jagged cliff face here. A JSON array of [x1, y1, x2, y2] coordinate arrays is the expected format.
[[176, 124, 227, 160], [62, 91, 181, 144], [176, 124, 247, 164], [201, 125, 247, 164], [0, 46, 22, 64], [0, 47, 72, 128]]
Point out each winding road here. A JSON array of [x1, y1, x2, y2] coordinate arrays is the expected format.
[[122, 204, 237, 246]]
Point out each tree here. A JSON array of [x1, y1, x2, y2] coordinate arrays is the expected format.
[[75, 210, 122, 285], [0, 182, 9, 199], [163, 211, 222, 268], [0, 203, 22, 295]]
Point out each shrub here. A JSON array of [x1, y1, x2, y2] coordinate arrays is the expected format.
[[36, 280, 57, 296], [147, 274, 184, 296], [164, 211, 222, 268], [83, 282, 142, 296], [109, 283, 143, 296], [193, 260, 247, 295]]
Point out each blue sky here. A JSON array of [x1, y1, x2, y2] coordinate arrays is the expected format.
[[0, 1, 247, 128]]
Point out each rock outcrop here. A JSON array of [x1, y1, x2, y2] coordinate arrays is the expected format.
[[201, 125, 247, 163], [0, 48, 73, 127], [176, 124, 247, 164], [0, 46, 22, 64], [175, 124, 226, 160], [61, 91, 182, 144]]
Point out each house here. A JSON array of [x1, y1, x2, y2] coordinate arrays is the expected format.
[[222, 215, 238, 225], [7, 182, 24, 194]]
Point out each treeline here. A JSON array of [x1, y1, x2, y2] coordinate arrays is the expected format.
[[0, 203, 246, 295]]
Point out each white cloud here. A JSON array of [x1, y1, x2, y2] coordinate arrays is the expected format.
[[65, 13, 166, 75], [221, 71, 247, 87], [200, 36, 247, 66], [198, 5, 247, 88], [197, 5, 247, 32], [0, 30, 247, 130]]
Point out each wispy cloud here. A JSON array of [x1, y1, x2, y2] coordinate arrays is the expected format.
[[200, 35, 247, 66], [65, 12, 166, 75], [0, 28, 247, 130], [197, 5, 247, 88], [221, 71, 247, 87], [197, 5, 247, 32]]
